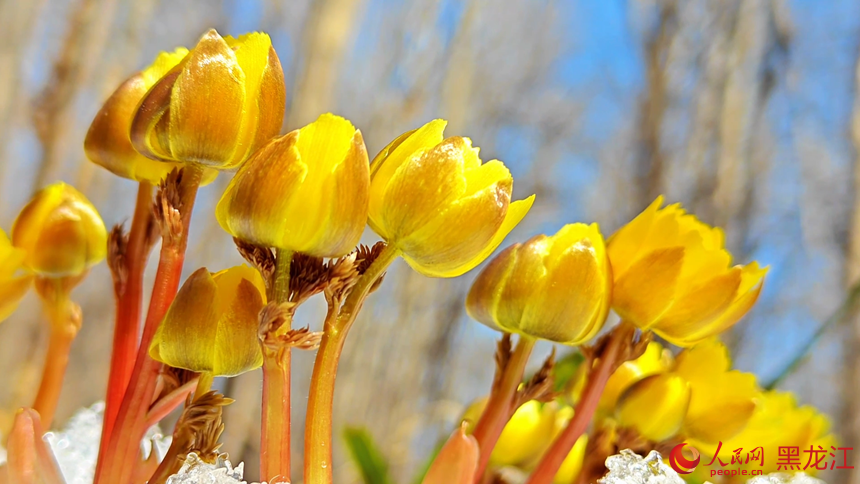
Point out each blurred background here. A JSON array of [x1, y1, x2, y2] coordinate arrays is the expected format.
[[0, 0, 856, 482]]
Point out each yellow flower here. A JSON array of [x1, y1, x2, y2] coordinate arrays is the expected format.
[[466, 223, 611, 345], [131, 29, 285, 169], [463, 398, 557, 467], [0, 229, 33, 323], [216, 114, 368, 257], [84, 49, 217, 184], [616, 373, 691, 442], [607, 196, 768, 346], [12, 183, 107, 278], [149, 265, 266, 376], [692, 391, 835, 475], [368, 119, 534, 277], [674, 339, 758, 443]]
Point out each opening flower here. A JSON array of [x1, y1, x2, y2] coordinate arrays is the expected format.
[[466, 223, 611, 345], [607, 196, 768, 346], [368, 119, 534, 277]]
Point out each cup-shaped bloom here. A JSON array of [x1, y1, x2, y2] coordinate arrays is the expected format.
[[131, 29, 285, 169], [466, 223, 612, 345], [616, 373, 691, 442], [84, 48, 217, 184], [0, 229, 33, 323], [693, 391, 835, 475], [216, 114, 369, 257], [368, 119, 534, 277], [12, 183, 107, 278], [674, 339, 758, 443], [607, 196, 768, 346], [149, 266, 266, 377]]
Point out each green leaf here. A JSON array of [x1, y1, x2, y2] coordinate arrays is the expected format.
[[552, 350, 585, 393], [343, 426, 394, 484]]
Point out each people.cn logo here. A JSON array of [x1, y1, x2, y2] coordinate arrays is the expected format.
[[669, 443, 701, 474]]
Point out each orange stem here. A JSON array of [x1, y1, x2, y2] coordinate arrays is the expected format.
[[471, 335, 535, 480], [32, 284, 80, 430], [304, 244, 399, 484], [260, 349, 291, 483], [94, 166, 203, 484], [102, 182, 154, 447], [525, 323, 634, 484]]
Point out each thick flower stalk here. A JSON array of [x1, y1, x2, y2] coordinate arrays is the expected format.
[[0, 229, 33, 324], [368, 119, 534, 277], [607, 196, 768, 346], [465, 223, 611, 477], [11, 182, 106, 429]]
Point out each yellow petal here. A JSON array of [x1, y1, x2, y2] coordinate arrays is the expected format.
[[466, 243, 520, 333], [495, 235, 551, 333], [599, 341, 672, 411], [607, 196, 664, 277], [150, 268, 220, 373], [683, 369, 758, 443], [379, 137, 469, 242], [224, 32, 282, 166], [491, 401, 556, 466], [616, 374, 691, 442], [213, 278, 265, 376], [168, 30, 246, 166], [520, 228, 607, 344], [426, 194, 534, 278], [369, 119, 447, 227], [653, 268, 741, 345], [0, 275, 33, 323], [399, 180, 509, 277], [612, 247, 684, 330]]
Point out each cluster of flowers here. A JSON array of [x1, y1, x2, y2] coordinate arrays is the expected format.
[[0, 27, 832, 484]]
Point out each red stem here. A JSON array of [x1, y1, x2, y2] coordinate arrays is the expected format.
[[471, 335, 536, 481], [102, 182, 154, 448], [525, 323, 634, 484], [94, 167, 202, 484]]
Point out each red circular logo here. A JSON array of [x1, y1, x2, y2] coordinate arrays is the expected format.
[[668, 443, 700, 474]]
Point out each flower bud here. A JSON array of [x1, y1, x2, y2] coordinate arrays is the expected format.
[[84, 48, 217, 184], [466, 223, 611, 345], [12, 183, 107, 278], [674, 339, 758, 443], [600, 341, 673, 411], [0, 229, 33, 323], [368, 119, 534, 277], [131, 30, 285, 169], [422, 422, 479, 484], [607, 196, 768, 346], [149, 265, 266, 377], [216, 114, 369, 257], [616, 374, 691, 442]]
